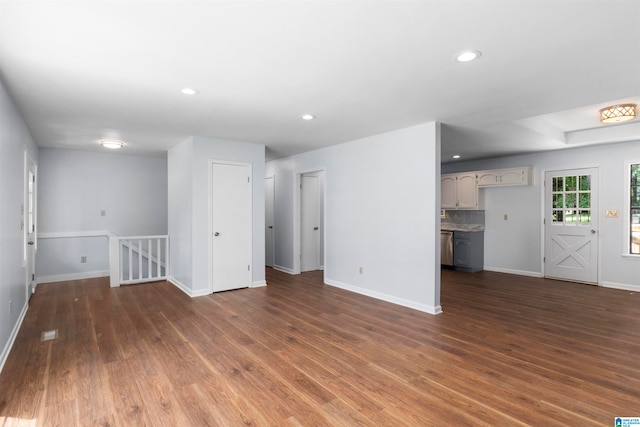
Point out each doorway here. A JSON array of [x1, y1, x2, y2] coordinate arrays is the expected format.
[[298, 170, 325, 273], [265, 175, 275, 268], [544, 168, 599, 283], [25, 155, 37, 299], [210, 161, 252, 292]]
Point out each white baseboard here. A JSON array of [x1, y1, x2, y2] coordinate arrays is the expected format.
[[483, 266, 543, 278], [601, 281, 640, 292], [273, 264, 297, 275], [324, 278, 442, 315], [251, 280, 267, 288], [167, 276, 210, 297], [0, 302, 28, 375], [38, 270, 110, 284]]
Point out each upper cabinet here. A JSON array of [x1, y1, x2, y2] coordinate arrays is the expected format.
[[441, 172, 479, 209], [476, 167, 532, 187], [442, 167, 533, 209]]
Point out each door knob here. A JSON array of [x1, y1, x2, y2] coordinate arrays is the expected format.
[[214, 232, 220, 237], [591, 229, 596, 234], [313, 227, 319, 230], [27, 241, 35, 245], [268, 226, 273, 229]]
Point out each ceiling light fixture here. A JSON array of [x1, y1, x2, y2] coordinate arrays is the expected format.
[[100, 139, 124, 149], [454, 50, 482, 63], [452, 155, 461, 159], [301, 114, 316, 120], [181, 88, 199, 95], [599, 104, 636, 123]]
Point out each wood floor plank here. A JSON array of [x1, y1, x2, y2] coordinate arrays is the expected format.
[[1, 268, 639, 426]]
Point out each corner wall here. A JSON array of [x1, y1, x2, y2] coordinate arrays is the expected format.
[[266, 122, 442, 314]]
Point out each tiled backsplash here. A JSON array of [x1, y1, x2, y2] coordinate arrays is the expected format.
[[441, 210, 485, 228]]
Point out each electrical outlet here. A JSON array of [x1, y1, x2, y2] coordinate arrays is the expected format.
[[358, 266, 363, 275], [504, 214, 508, 221], [81, 256, 87, 263], [100, 210, 106, 216]]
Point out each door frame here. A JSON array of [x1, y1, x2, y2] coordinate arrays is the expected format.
[[208, 159, 253, 293], [293, 168, 326, 275], [542, 165, 601, 284], [265, 174, 275, 268]]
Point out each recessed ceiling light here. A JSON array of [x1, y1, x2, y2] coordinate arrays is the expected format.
[[452, 155, 461, 159], [181, 88, 199, 95], [301, 114, 316, 120], [100, 139, 124, 149], [454, 50, 482, 63]]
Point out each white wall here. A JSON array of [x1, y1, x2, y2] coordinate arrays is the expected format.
[[266, 122, 442, 314], [168, 136, 266, 295], [37, 148, 168, 282], [0, 78, 39, 373], [442, 139, 640, 288]]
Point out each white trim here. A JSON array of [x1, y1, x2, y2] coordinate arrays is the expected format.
[[167, 276, 210, 297], [273, 264, 297, 275], [251, 280, 267, 288], [39, 230, 113, 239], [624, 160, 640, 256], [483, 266, 544, 278], [0, 302, 28, 375], [325, 278, 443, 315], [38, 270, 109, 284], [601, 281, 640, 292]]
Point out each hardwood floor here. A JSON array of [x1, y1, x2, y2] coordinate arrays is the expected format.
[[1, 268, 638, 426]]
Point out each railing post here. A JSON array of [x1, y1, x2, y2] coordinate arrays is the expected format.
[[109, 236, 121, 287]]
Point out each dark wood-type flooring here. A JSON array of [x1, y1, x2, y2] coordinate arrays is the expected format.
[[1, 268, 639, 426]]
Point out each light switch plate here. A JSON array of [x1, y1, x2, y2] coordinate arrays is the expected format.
[[605, 210, 619, 218]]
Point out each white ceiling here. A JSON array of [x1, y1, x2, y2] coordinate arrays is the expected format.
[[0, 1, 638, 162]]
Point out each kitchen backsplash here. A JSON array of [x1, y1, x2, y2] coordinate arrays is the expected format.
[[441, 210, 485, 228]]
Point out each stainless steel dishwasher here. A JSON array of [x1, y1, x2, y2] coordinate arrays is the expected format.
[[441, 230, 453, 266]]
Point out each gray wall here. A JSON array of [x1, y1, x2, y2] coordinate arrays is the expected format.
[[0, 78, 39, 372], [37, 148, 168, 282], [443, 139, 640, 288], [266, 122, 442, 314]]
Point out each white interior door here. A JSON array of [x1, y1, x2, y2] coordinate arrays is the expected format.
[[300, 174, 320, 272], [211, 162, 252, 292], [265, 176, 275, 267], [25, 157, 37, 298], [545, 168, 598, 283]]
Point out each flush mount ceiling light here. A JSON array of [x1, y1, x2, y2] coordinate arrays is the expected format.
[[181, 88, 199, 95], [599, 104, 636, 123], [454, 50, 482, 63], [301, 114, 316, 120], [100, 139, 124, 149]]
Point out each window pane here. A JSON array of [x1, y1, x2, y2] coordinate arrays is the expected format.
[[578, 210, 591, 224], [579, 175, 590, 191], [566, 176, 577, 191], [553, 177, 563, 192], [566, 193, 577, 208], [565, 209, 576, 223], [553, 210, 563, 223], [553, 194, 564, 208], [579, 193, 590, 209]]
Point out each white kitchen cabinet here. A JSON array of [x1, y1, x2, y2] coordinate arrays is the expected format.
[[476, 167, 532, 187], [441, 172, 478, 209]]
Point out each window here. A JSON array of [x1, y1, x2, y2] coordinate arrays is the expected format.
[[631, 163, 640, 255], [551, 174, 591, 225]]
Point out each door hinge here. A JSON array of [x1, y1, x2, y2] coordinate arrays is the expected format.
[[32, 273, 35, 281], [248, 265, 250, 271], [248, 176, 250, 183], [543, 256, 546, 263]]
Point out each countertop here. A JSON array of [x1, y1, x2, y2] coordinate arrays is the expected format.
[[441, 223, 485, 232]]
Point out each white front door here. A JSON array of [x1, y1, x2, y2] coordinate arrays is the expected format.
[[545, 168, 598, 283], [211, 162, 252, 292], [25, 157, 37, 298], [265, 176, 275, 268], [300, 174, 320, 272]]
